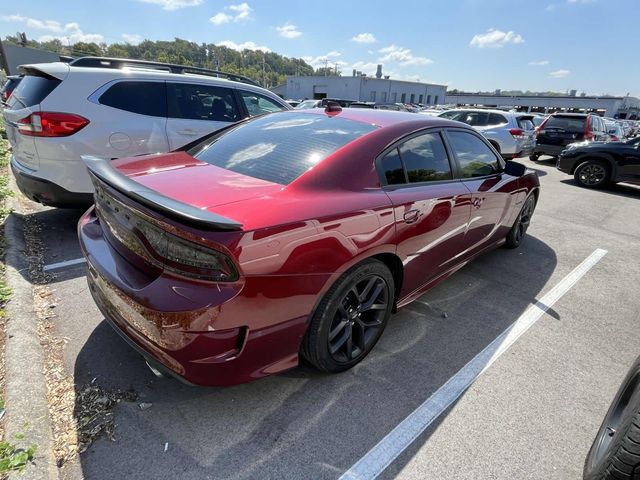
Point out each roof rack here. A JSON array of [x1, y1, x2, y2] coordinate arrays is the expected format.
[[69, 56, 260, 87]]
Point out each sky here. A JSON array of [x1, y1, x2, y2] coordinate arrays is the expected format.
[[1, 0, 638, 96]]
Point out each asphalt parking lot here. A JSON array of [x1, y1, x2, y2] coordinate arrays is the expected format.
[[20, 156, 640, 480]]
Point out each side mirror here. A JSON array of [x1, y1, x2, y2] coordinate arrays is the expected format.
[[504, 160, 526, 177]]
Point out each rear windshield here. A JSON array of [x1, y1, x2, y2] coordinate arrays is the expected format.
[[544, 115, 586, 133], [6, 73, 60, 109], [189, 113, 377, 185]]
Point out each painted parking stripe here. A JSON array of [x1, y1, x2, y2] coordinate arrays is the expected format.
[[339, 248, 608, 480], [42, 257, 86, 272]]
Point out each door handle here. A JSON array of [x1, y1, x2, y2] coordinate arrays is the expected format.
[[403, 209, 420, 224], [177, 129, 200, 136]]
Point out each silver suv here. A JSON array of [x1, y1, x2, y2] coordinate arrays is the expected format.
[[438, 109, 536, 159]]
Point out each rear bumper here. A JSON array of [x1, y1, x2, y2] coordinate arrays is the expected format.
[[78, 207, 316, 387], [534, 144, 566, 157], [11, 157, 93, 208]]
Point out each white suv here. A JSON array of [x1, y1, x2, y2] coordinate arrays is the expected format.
[[3, 57, 290, 207]]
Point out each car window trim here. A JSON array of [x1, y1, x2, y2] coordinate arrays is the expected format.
[[441, 127, 506, 181], [375, 127, 461, 189]]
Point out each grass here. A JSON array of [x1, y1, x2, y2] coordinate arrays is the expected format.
[[0, 116, 37, 477]]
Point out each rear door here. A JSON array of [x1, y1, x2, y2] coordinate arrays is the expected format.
[[166, 82, 242, 150], [444, 128, 514, 252], [537, 115, 587, 147], [378, 130, 472, 297], [2, 70, 62, 170]]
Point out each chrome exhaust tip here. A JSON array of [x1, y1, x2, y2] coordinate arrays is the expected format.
[[145, 361, 164, 378]]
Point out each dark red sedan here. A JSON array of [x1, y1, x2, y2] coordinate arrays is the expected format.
[[78, 108, 540, 386]]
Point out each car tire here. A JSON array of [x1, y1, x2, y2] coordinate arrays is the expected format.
[[574, 160, 610, 188], [300, 259, 394, 373], [504, 194, 536, 249], [584, 355, 640, 480], [529, 154, 539, 162]]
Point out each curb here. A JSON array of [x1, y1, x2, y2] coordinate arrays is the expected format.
[[4, 171, 58, 480]]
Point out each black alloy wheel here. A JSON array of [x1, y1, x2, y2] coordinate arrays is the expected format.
[[301, 259, 394, 373], [575, 161, 609, 188], [328, 275, 389, 363], [505, 194, 536, 249]]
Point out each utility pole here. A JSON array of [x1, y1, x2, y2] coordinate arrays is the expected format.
[[324, 58, 328, 76]]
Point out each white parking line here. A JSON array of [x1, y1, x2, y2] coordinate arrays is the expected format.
[[339, 248, 608, 480], [42, 257, 86, 272]]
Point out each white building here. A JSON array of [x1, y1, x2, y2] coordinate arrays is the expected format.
[[272, 72, 447, 106]]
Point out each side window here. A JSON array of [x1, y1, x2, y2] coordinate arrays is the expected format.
[[399, 132, 452, 183], [99, 81, 166, 117], [518, 118, 535, 130], [167, 83, 240, 122], [488, 113, 508, 126], [380, 148, 405, 185], [447, 130, 500, 178], [240, 91, 286, 117], [462, 112, 489, 126], [440, 111, 466, 121]]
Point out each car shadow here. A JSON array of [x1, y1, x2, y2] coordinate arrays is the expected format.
[[73, 235, 558, 480], [559, 179, 640, 199]]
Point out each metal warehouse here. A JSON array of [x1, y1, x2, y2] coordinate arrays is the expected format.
[[272, 67, 447, 105]]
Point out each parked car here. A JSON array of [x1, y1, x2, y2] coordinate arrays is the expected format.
[[294, 99, 322, 109], [438, 108, 536, 159], [556, 135, 640, 188], [285, 99, 300, 108], [78, 107, 539, 386], [583, 355, 640, 480], [0, 75, 22, 104], [294, 98, 356, 110], [604, 121, 625, 142], [3, 56, 290, 207], [531, 113, 608, 161]]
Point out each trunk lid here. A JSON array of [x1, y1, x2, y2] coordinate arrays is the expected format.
[[537, 115, 587, 147], [110, 151, 283, 211]]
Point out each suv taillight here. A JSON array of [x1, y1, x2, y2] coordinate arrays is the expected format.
[[18, 112, 89, 137], [509, 128, 525, 138]]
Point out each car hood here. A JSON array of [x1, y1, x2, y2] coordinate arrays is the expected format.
[[111, 151, 283, 210]]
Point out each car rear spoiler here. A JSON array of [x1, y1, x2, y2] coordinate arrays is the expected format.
[[82, 156, 243, 231]]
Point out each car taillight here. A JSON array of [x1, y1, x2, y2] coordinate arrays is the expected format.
[[509, 128, 525, 138], [610, 134, 619, 141], [17, 112, 89, 137]]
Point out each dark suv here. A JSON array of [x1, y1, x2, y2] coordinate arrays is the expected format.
[[531, 113, 608, 160]]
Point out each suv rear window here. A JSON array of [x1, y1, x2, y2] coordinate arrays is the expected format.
[[544, 115, 586, 133], [189, 113, 377, 185], [6, 73, 60, 109], [99, 81, 166, 117]]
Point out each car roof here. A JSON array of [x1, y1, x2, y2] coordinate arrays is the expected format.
[[551, 112, 589, 117], [279, 107, 464, 129]]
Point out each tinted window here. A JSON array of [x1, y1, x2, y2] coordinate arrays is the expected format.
[[517, 117, 535, 130], [544, 115, 586, 133], [461, 112, 489, 126], [400, 133, 452, 183], [488, 113, 508, 126], [240, 90, 286, 116], [167, 83, 240, 122], [439, 111, 466, 121], [99, 81, 166, 117], [6, 74, 60, 109], [447, 130, 500, 178], [380, 148, 405, 185], [189, 113, 377, 185]]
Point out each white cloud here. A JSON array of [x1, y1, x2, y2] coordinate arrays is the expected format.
[[549, 69, 570, 78], [217, 40, 270, 52], [469, 29, 524, 48], [210, 3, 253, 25], [210, 13, 232, 25], [276, 23, 302, 39], [2, 14, 104, 43], [351, 33, 376, 44], [138, 0, 202, 10], [122, 33, 143, 45], [302, 51, 344, 69], [378, 44, 433, 66], [529, 60, 549, 66]]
